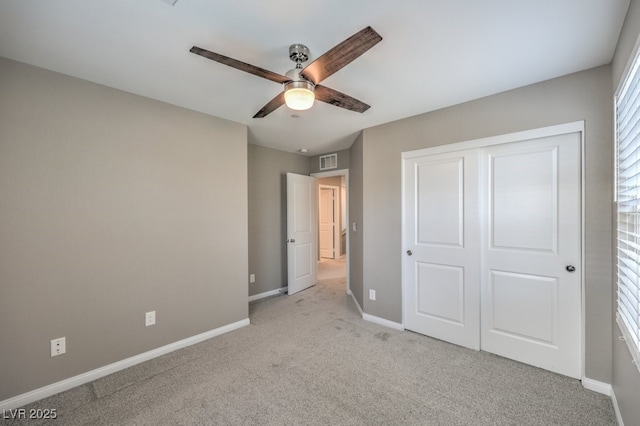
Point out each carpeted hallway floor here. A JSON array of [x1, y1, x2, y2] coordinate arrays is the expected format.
[[6, 257, 616, 425]]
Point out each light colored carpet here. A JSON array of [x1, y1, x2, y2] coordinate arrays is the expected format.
[[7, 258, 615, 425], [318, 255, 347, 280]]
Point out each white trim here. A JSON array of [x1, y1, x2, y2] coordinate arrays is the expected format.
[[581, 377, 611, 396], [248, 287, 286, 302], [311, 169, 349, 179], [401, 157, 407, 330], [0, 319, 250, 411], [401, 121, 585, 159], [579, 126, 587, 380], [616, 315, 640, 373], [363, 313, 404, 331], [311, 169, 350, 295], [611, 387, 625, 426]]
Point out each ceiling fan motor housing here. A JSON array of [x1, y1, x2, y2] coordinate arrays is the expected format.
[[285, 67, 314, 86], [289, 44, 310, 65], [285, 45, 314, 91]]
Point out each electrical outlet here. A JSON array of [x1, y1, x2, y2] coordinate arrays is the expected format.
[[145, 311, 156, 327], [51, 337, 66, 357], [369, 289, 376, 301], [249, 274, 256, 283]]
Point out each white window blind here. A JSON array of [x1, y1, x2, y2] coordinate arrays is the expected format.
[[615, 45, 640, 372]]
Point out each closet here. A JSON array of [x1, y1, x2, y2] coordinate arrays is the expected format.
[[402, 123, 582, 378]]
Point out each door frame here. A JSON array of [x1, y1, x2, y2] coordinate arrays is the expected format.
[[401, 121, 586, 379], [312, 169, 350, 295]]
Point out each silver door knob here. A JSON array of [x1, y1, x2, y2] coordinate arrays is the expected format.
[[407, 250, 413, 256], [566, 265, 576, 272], [289, 238, 295, 243]]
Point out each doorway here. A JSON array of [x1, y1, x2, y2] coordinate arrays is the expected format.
[[312, 169, 350, 295], [319, 185, 340, 259]]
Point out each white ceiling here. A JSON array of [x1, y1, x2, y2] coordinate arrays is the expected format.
[[0, 0, 630, 155]]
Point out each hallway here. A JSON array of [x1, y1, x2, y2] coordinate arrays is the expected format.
[[317, 255, 346, 282]]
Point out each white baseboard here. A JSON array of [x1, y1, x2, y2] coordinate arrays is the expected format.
[[611, 387, 624, 426], [248, 287, 287, 302], [0, 318, 250, 411], [363, 313, 404, 331], [581, 377, 612, 396]]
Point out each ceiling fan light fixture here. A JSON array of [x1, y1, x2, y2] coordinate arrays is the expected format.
[[284, 80, 315, 111]]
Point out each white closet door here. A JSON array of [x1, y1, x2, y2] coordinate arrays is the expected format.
[[403, 126, 582, 379], [403, 149, 481, 350], [479, 133, 581, 378]]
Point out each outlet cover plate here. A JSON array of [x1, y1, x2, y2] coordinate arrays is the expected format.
[[145, 311, 156, 326], [51, 337, 66, 357], [369, 289, 376, 301]]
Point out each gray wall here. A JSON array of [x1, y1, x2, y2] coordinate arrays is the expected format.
[[0, 58, 248, 401], [610, 0, 640, 423], [247, 144, 309, 297], [309, 149, 350, 174], [358, 65, 613, 383], [348, 133, 364, 309]]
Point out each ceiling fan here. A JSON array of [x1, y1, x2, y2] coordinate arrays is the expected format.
[[190, 26, 382, 118]]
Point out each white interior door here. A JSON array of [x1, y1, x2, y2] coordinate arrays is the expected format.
[[403, 149, 481, 350], [480, 133, 581, 378], [287, 173, 317, 295], [319, 187, 335, 259]]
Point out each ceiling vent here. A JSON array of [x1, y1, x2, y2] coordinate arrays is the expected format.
[[319, 153, 338, 170]]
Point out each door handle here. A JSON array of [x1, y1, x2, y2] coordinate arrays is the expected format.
[[406, 250, 413, 256], [287, 238, 296, 243], [566, 265, 576, 272]]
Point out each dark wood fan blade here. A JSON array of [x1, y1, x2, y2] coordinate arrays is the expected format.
[[253, 91, 286, 118], [190, 46, 290, 84], [314, 85, 370, 113], [300, 26, 382, 84]]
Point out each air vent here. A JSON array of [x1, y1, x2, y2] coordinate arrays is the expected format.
[[319, 153, 338, 170]]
